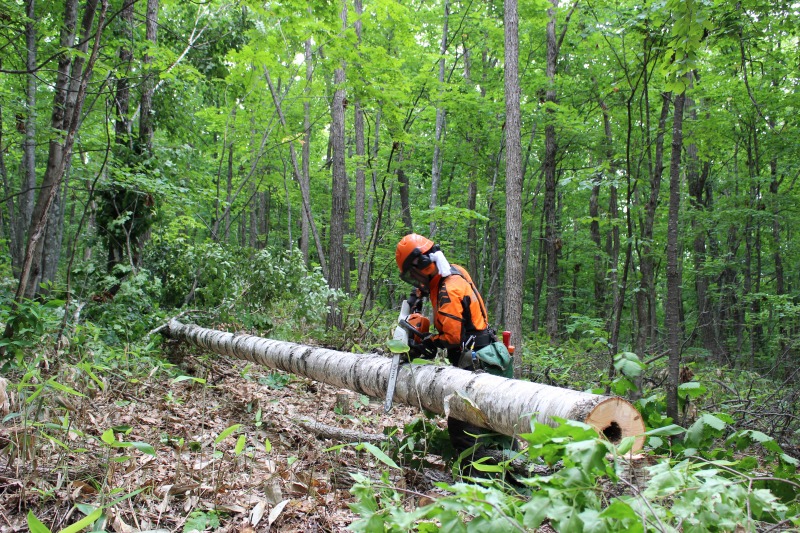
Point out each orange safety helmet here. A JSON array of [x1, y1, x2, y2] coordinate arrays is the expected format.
[[395, 233, 438, 288]]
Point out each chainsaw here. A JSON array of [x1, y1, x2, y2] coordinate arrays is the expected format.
[[384, 301, 430, 413]]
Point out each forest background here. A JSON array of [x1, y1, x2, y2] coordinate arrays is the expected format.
[[1, 0, 799, 530]]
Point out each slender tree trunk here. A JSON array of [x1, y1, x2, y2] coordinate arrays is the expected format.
[[467, 180, 478, 275], [20, 0, 98, 299], [463, 46, 480, 279], [532, 218, 546, 332], [666, 91, 686, 421], [600, 100, 620, 330], [503, 0, 523, 373], [543, 0, 560, 340], [249, 182, 258, 248], [327, 0, 349, 329], [12, 0, 38, 277], [138, 0, 159, 156], [354, 0, 370, 302], [589, 174, 605, 309], [397, 146, 413, 233], [638, 93, 670, 351], [301, 36, 313, 264], [485, 141, 503, 306], [224, 137, 234, 242], [0, 94, 9, 249], [114, 0, 134, 150], [429, 0, 449, 238]]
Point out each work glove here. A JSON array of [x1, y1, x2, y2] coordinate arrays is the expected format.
[[411, 336, 437, 360], [407, 289, 426, 314], [420, 335, 438, 359]]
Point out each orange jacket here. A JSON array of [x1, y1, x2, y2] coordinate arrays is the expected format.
[[429, 264, 489, 349]]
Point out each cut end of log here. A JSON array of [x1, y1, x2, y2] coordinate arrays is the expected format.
[[583, 397, 646, 452]]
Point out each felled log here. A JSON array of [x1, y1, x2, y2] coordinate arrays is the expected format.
[[163, 320, 645, 451]]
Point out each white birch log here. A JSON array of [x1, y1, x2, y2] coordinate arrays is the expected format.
[[164, 320, 645, 451]]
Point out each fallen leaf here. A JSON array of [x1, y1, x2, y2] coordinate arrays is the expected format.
[[267, 500, 289, 528], [249, 500, 267, 526]]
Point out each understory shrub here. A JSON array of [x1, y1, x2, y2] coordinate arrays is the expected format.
[[146, 239, 337, 338], [350, 415, 800, 532]]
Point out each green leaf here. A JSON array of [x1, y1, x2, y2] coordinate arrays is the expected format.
[[678, 381, 706, 398], [215, 424, 241, 445], [646, 424, 685, 437], [172, 375, 206, 385], [613, 352, 644, 378], [59, 508, 103, 533], [264, 438, 272, 453], [234, 435, 246, 455], [616, 436, 635, 456], [522, 495, 551, 528], [387, 339, 410, 354], [101, 429, 130, 448], [358, 442, 400, 469], [46, 378, 87, 398], [468, 458, 504, 473], [130, 441, 156, 456], [27, 511, 51, 533]]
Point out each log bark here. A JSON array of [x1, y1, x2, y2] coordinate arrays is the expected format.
[[164, 320, 645, 451]]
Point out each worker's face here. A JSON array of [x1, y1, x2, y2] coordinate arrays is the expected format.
[[401, 256, 438, 289]]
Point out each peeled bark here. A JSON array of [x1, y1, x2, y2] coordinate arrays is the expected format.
[[164, 320, 645, 451]]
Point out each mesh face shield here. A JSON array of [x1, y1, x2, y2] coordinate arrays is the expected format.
[[400, 267, 431, 289]]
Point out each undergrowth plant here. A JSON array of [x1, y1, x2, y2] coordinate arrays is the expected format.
[[350, 412, 800, 532]]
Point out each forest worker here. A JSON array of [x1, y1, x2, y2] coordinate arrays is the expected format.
[[395, 233, 513, 457]]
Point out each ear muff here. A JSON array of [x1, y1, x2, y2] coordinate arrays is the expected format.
[[414, 244, 439, 271]]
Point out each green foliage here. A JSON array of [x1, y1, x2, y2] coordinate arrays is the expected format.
[[258, 371, 291, 390], [146, 240, 335, 337], [0, 296, 64, 363], [182, 510, 221, 533], [349, 415, 800, 532], [79, 269, 165, 344], [393, 416, 452, 467]]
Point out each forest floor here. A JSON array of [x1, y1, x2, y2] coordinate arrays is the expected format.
[[0, 347, 454, 532]]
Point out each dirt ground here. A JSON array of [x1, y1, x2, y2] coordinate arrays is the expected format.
[[0, 351, 450, 532]]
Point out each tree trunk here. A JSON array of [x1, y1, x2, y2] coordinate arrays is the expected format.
[[503, 0, 523, 374], [0, 94, 8, 249], [589, 174, 605, 309], [224, 136, 234, 242], [19, 0, 99, 300], [354, 0, 369, 302], [429, 0, 449, 238], [163, 320, 645, 450], [600, 99, 620, 332], [301, 36, 313, 264], [327, 0, 349, 329], [138, 0, 159, 155], [665, 91, 686, 421], [12, 0, 38, 278], [637, 92, 670, 353], [543, 0, 560, 340], [397, 146, 413, 233], [467, 180, 478, 280]]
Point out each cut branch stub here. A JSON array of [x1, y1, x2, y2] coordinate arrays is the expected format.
[[164, 320, 645, 451]]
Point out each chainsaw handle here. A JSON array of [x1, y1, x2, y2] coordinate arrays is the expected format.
[[399, 319, 431, 339]]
